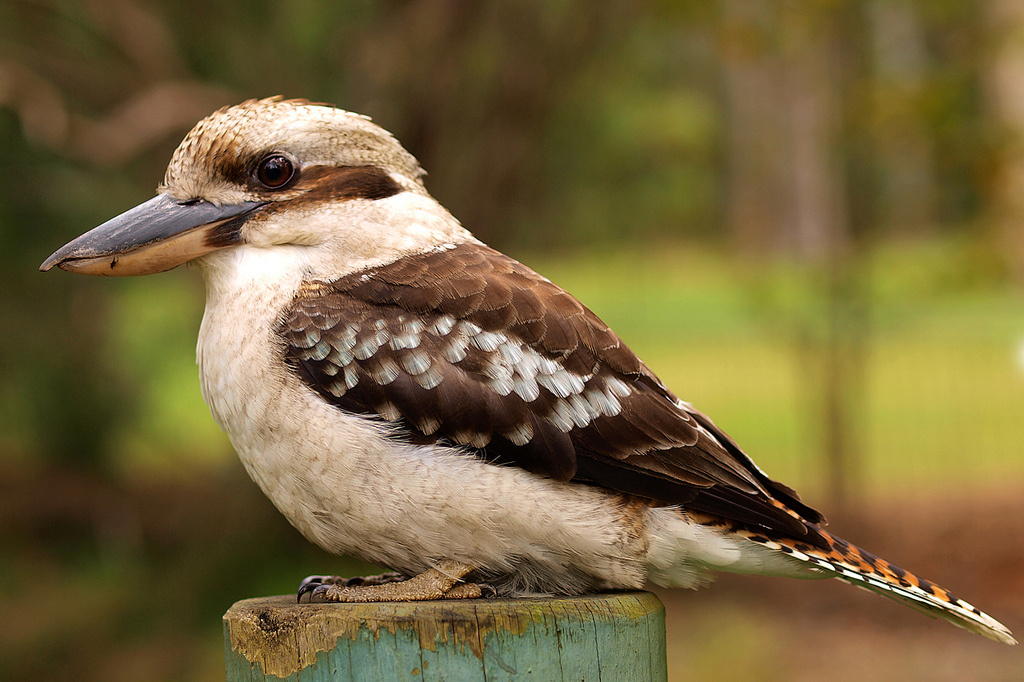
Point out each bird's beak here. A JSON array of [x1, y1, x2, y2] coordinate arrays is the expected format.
[[40, 194, 265, 276]]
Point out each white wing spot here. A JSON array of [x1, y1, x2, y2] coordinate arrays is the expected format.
[[471, 330, 503, 352], [376, 401, 402, 421], [413, 366, 443, 390], [441, 337, 468, 363], [512, 375, 540, 402], [343, 365, 360, 390], [400, 349, 433, 376], [368, 356, 401, 385], [432, 315, 456, 336], [307, 340, 331, 362], [502, 421, 534, 445]]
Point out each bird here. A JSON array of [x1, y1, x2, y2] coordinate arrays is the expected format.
[[41, 97, 1014, 644]]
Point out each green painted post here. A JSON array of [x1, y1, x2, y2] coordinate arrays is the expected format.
[[223, 592, 667, 681]]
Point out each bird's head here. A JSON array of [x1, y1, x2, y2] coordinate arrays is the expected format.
[[41, 97, 466, 278]]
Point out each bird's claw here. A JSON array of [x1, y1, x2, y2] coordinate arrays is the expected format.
[[296, 572, 409, 602], [294, 560, 489, 602], [296, 575, 327, 602]]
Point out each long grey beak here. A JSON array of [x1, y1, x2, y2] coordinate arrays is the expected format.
[[40, 194, 264, 276]]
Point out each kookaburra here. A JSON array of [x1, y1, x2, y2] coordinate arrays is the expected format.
[[41, 97, 1014, 644]]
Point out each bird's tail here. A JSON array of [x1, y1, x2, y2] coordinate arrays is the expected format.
[[737, 525, 1016, 645]]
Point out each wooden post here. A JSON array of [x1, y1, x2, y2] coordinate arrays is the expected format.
[[224, 592, 666, 681]]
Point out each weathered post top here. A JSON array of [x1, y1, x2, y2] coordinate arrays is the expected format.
[[224, 591, 667, 681]]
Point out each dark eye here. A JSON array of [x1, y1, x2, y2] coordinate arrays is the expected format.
[[255, 154, 296, 189]]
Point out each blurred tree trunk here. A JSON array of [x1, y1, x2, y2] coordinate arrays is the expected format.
[[720, 0, 787, 254], [721, 2, 865, 510], [720, 2, 851, 256], [866, 1, 936, 234], [788, 6, 864, 515], [781, 8, 849, 261], [984, 0, 1024, 280]]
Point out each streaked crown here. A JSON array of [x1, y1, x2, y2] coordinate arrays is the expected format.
[[159, 97, 426, 205]]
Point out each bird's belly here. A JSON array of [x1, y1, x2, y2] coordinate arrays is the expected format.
[[231, 385, 651, 593]]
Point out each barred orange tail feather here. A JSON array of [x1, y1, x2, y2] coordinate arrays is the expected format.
[[739, 527, 1016, 645]]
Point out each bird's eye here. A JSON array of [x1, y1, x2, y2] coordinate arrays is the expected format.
[[255, 154, 296, 189]]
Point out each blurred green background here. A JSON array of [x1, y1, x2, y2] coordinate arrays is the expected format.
[[2, 1, 1023, 679]]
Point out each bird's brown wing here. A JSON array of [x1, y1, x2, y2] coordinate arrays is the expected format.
[[280, 241, 824, 539]]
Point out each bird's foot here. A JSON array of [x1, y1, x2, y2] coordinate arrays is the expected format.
[[297, 571, 408, 601], [297, 559, 490, 602], [299, 571, 408, 592]]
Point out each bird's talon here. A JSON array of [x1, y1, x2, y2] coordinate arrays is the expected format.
[[299, 574, 327, 590], [296, 576, 325, 603], [297, 572, 411, 601], [308, 584, 331, 602]]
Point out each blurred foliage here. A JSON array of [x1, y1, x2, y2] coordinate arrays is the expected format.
[[2, 0, 1024, 680]]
